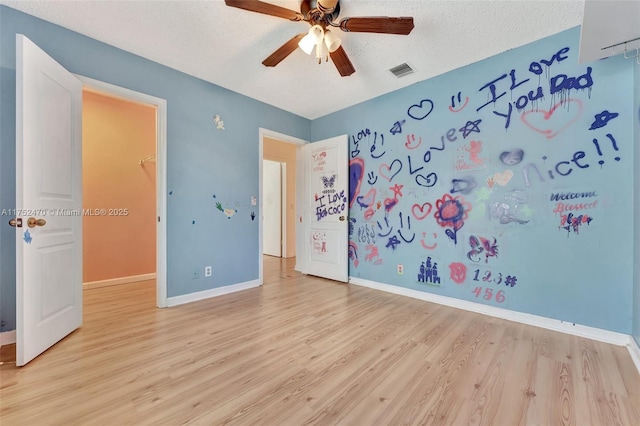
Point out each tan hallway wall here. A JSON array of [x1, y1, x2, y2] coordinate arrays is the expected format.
[[82, 90, 156, 283]]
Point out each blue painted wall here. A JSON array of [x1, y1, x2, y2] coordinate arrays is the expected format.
[[633, 60, 640, 346], [313, 27, 634, 334], [0, 6, 310, 331]]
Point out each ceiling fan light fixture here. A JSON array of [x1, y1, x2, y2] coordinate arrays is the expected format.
[[299, 25, 324, 55], [310, 24, 324, 43], [324, 29, 341, 53], [298, 32, 316, 55]]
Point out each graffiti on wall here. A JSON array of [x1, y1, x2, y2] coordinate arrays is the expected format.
[[466, 235, 499, 264], [449, 262, 467, 284], [490, 190, 530, 225], [434, 194, 472, 245], [417, 256, 442, 286], [455, 140, 488, 171], [559, 212, 594, 236], [550, 191, 597, 236], [339, 34, 627, 313]]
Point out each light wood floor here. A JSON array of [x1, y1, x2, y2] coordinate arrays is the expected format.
[[1, 256, 639, 425]]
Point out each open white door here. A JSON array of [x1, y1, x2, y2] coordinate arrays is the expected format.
[[302, 135, 348, 282], [15, 35, 82, 366]]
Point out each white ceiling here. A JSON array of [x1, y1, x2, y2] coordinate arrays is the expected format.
[[1, 0, 585, 119]]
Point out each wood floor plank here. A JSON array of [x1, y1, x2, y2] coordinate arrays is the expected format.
[[1, 255, 638, 425]]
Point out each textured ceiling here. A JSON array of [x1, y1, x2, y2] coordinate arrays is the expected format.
[[1, 0, 585, 119]]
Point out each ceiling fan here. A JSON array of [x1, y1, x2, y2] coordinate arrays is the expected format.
[[224, 0, 414, 76]]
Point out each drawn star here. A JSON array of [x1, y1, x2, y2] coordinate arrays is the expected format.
[[589, 110, 619, 130], [475, 187, 493, 203], [23, 230, 32, 244], [520, 205, 534, 217], [459, 119, 482, 138], [386, 235, 401, 250], [389, 184, 404, 198]]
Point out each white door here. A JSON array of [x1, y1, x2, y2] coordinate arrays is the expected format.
[[15, 34, 83, 366], [302, 135, 349, 282], [263, 159, 282, 257]]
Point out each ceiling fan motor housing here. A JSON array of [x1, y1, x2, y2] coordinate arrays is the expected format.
[[306, 0, 341, 27]]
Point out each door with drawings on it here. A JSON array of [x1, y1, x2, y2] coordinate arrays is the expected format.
[[302, 135, 348, 282]]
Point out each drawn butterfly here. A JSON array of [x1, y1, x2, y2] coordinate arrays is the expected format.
[[321, 174, 336, 189]]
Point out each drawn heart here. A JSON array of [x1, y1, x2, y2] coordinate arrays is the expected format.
[[493, 170, 513, 186], [356, 188, 376, 209], [379, 159, 403, 182], [520, 99, 583, 139], [407, 99, 434, 121], [412, 202, 433, 220], [415, 172, 438, 188]]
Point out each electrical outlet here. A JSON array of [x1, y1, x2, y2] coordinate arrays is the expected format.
[[397, 264, 404, 275], [192, 269, 199, 279], [205, 266, 212, 277]]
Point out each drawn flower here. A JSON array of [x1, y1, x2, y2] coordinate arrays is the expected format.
[[434, 194, 471, 228]]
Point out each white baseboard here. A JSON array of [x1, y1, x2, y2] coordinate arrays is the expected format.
[[349, 277, 630, 347], [83, 273, 157, 289], [166, 279, 260, 307], [628, 337, 640, 376], [0, 330, 16, 346]]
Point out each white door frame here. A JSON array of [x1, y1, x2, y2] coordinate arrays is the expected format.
[[258, 128, 307, 285], [280, 162, 287, 257], [75, 75, 168, 308]]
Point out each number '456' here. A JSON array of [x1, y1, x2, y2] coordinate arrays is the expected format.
[[472, 287, 505, 303]]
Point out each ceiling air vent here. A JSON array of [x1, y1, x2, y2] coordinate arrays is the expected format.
[[389, 62, 414, 78]]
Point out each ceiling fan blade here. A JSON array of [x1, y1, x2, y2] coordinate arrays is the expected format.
[[338, 17, 414, 35], [262, 34, 306, 67], [225, 0, 302, 21], [330, 45, 355, 77]]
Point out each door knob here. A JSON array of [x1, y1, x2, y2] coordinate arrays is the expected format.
[[9, 218, 23, 227], [339, 216, 345, 221], [27, 217, 46, 228]]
